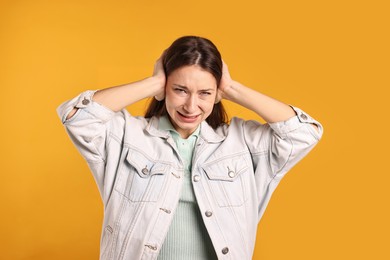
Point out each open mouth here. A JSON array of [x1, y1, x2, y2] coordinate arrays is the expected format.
[[177, 111, 199, 122]]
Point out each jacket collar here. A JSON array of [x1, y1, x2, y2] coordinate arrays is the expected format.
[[145, 116, 225, 143], [199, 120, 226, 143]]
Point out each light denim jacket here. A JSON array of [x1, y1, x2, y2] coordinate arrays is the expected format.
[[57, 90, 323, 260]]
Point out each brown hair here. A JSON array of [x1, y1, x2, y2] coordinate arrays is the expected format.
[[145, 36, 228, 129]]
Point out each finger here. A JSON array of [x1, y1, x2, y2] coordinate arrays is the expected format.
[[154, 93, 165, 101], [215, 89, 222, 104]]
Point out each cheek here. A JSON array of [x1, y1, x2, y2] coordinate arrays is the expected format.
[[201, 101, 215, 114], [165, 96, 183, 113], [164, 91, 175, 107]]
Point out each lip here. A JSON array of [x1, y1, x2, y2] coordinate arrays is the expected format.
[[177, 111, 200, 123]]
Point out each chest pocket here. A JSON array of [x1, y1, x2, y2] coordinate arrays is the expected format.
[[115, 149, 169, 202], [202, 153, 251, 207]]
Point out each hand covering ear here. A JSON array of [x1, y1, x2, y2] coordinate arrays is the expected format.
[[153, 51, 167, 101]]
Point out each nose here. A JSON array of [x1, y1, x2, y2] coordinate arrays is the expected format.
[[183, 95, 198, 113]]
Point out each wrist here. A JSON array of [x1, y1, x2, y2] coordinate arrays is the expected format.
[[221, 80, 241, 101], [147, 75, 165, 101], [150, 74, 166, 90]]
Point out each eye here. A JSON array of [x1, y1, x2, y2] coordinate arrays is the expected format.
[[200, 91, 212, 96], [174, 88, 187, 95]]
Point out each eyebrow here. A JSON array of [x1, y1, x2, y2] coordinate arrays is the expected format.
[[173, 84, 215, 92]]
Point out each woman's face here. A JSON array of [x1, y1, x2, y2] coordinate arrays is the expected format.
[[165, 65, 218, 138]]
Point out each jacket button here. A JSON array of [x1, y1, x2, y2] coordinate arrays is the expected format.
[[222, 247, 229, 254], [193, 175, 201, 182], [142, 167, 149, 175], [300, 113, 308, 120], [205, 211, 213, 217], [228, 170, 235, 178], [82, 98, 90, 105]]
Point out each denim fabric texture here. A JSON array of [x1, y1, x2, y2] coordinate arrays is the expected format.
[[57, 90, 323, 260]]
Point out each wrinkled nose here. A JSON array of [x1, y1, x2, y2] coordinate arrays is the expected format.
[[183, 96, 197, 113]]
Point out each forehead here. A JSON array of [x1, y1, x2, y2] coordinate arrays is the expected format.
[[167, 65, 217, 89]]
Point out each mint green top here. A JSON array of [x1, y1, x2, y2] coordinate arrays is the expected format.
[[157, 116, 217, 260]]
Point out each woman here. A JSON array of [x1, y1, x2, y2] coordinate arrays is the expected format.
[[57, 36, 322, 260]]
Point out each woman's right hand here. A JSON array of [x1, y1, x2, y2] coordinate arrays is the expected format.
[[90, 52, 167, 112], [152, 53, 166, 101]]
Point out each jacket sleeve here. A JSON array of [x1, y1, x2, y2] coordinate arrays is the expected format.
[[57, 90, 124, 202], [242, 106, 323, 220]]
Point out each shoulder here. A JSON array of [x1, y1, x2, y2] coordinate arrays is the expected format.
[[201, 117, 268, 144], [222, 117, 268, 135], [108, 111, 154, 141]]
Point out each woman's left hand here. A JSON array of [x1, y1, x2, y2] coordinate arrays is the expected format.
[[152, 52, 167, 101], [217, 60, 233, 102]]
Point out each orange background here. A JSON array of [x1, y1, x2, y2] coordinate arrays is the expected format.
[[1, 0, 389, 259]]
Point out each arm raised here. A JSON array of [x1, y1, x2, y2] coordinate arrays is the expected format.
[[218, 61, 319, 132], [66, 55, 166, 119]]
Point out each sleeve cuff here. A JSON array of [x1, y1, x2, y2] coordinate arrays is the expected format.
[[268, 106, 323, 137], [57, 90, 116, 124]]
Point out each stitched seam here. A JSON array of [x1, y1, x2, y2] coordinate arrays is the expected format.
[[274, 134, 294, 177], [228, 205, 250, 259], [125, 144, 176, 167], [202, 150, 249, 166]]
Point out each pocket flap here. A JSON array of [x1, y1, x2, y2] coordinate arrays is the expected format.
[[126, 150, 168, 178], [202, 154, 249, 181]]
